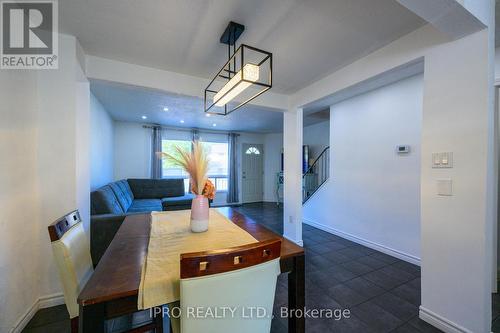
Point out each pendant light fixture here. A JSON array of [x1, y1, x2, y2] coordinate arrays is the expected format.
[[204, 21, 272, 115]]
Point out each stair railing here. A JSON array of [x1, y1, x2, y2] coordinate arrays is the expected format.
[[302, 146, 330, 203]]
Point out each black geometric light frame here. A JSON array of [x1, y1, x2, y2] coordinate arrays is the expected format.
[[204, 22, 273, 116]]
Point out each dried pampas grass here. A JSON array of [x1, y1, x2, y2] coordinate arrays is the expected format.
[[157, 141, 209, 195]]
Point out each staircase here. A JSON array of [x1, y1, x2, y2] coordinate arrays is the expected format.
[[303, 146, 330, 203]]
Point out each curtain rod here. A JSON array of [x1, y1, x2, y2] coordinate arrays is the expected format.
[[142, 124, 240, 136]]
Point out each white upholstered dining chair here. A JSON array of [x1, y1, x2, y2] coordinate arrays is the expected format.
[[171, 239, 281, 333], [49, 210, 164, 333], [48, 210, 94, 333]]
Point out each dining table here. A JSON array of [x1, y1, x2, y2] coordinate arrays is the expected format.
[[78, 207, 305, 333]]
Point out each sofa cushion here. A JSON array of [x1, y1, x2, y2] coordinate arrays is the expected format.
[[91, 186, 124, 215], [109, 181, 132, 212], [161, 193, 195, 210], [117, 180, 134, 201], [128, 179, 185, 199], [127, 199, 163, 213]]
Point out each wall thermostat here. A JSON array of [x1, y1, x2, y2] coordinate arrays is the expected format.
[[396, 145, 410, 154]]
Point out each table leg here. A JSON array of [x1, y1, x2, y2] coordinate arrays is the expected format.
[[154, 306, 164, 332], [79, 303, 105, 333], [288, 254, 305, 333]]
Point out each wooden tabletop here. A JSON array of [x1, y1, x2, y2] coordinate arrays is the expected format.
[[78, 207, 304, 306]]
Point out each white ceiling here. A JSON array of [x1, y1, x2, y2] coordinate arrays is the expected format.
[[90, 80, 285, 133], [61, 0, 425, 94], [91, 80, 328, 132]]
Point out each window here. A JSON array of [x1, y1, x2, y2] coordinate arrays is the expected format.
[[161, 140, 191, 177], [161, 139, 229, 192], [161, 139, 191, 192], [201, 141, 229, 191], [245, 146, 260, 155]]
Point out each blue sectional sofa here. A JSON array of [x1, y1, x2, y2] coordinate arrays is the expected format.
[[90, 178, 195, 265]]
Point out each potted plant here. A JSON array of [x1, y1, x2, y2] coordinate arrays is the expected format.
[[159, 141, 215, 232]]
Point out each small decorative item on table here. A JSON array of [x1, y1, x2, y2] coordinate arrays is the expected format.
[[190, 178, 215, 232], [158, 141, 216, 232]]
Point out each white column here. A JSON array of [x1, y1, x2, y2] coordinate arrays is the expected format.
[[419, 28, 493, 332], [283, 107, 303, 245]]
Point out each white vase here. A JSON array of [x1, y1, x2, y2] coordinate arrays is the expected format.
[[190, 195, 209, 232]]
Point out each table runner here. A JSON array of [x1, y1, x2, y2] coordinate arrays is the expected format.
[[138, 209, 258, 309]]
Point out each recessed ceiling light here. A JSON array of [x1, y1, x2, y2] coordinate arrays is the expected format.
[[163, 107, 169, 111], [180, 120, 185, 123], [212, 123, 217, 127], [142, 115, 147, 119], [205, 113, 211, 117]]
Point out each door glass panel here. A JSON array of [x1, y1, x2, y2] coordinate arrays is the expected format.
[[245, 147, 260, 155]]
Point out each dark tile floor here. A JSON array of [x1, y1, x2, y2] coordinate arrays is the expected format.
[[23, 202, 496, 332], [22, 305, 70, 333], [493, 282, 500, 332], [22, 305, 152, 333], [234, 203, 441, 333]]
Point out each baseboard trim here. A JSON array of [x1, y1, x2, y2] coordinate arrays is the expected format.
[[419, 306, 474, 333], [283, 234, 303, 247], [303, 218, 420, 265], [39, 293, 65, 308], [10, 293, 65, 333], [10, 299, 39, 333]]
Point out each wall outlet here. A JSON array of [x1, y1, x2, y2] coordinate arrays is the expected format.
[[289, 216, 294, 224]]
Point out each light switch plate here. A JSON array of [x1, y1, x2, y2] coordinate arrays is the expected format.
[[432, 153, 441, 167], [436, 179, 453, 196], [432, 152, 453, 168]]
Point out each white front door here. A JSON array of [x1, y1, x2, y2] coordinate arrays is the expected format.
[[242, 143, 264, 203]]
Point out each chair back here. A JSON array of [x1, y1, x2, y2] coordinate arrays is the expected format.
[[179, 239, 281, 333], [48, 210, 94, 319]]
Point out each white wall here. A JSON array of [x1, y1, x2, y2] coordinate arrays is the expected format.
[[495, 47, 500, 83], [75, 52, 91, 257], [303, 74, 423, 262], [35, 33, 91, 310], [496, 47, 500, 280], [303, 120, 329, 161], [0, 34, 90, 333], [114, 121, 151, 180], [90, 93, 114, 190], [0, 71, 41, 333]]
